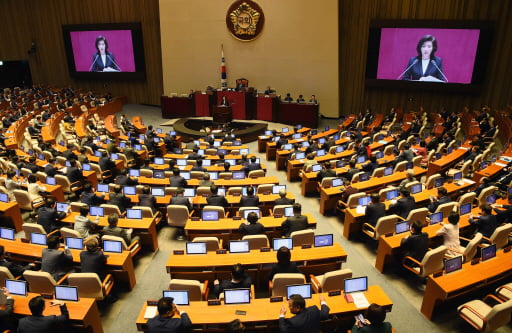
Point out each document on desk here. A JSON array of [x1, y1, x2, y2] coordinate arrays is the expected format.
[[356, 205, 366, 215], [144, 306, 158, 319], [351, 292, 370, 308]]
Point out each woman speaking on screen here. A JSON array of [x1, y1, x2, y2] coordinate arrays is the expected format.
[[400, 35, 447, 82], [90, 36, 120, 72]]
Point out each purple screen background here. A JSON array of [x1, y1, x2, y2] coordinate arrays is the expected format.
[[376, 28, 480, 83], [70, 30, 136, 72]]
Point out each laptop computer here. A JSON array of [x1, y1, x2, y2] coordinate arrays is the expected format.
[[386, 190, 399, 201], [394, 221, 410, 234], [110, 153, 119, 160], [126, 209, 143, 219], [5, 280, 27, 296], [336, 146, 345, 153], [129, 169, 140, 177], [314, 234, 333, 247], [383, 167, 393, 176], [224, 288, 251, 305], [153, 170, 165, 179], [444, 256, 463, 274], [183, 188, 195, 197], [89, 206, 104, 217], [284, 206, 294, 217], [82, 163, 91, 171], [243, 209, 260, 219], [376, 151, 384, 159], [30, 233, 47, 245], [232, 171, 245, 180], [486, 194, 497, 205], [55, 285, 79, 302], [46, 177, 56, 186], [162, 290, 189, 305], [97, 183, 109, 193], [295, 152, 305, 160], [209, 172, 219, 180], [318, 138, 326, 145], [185, 242, 207, 254], [282, 127, 289, 133], [460, 203, 472, 216], [65, 237, 84, 250], [283, 144, 292, 151], [0, 193, 8, 203], [181, 172, 191, 180], [151, 188, 165, 197], [202, 210, 219, 221], [286, 284, 312, 300], [481, 244, 497, 261], [434, 178, 444, 188], [229, 240, 250, 253], [177, 159, 187, 166], [0, 228, 15, 240], [311, 164, 322, 172], [332, 178, 343, 187], [123, 186, 136, 195], [359, 172, 370, 182], [411, 184, 422, 194], [356, 156, 367, 164], [103, 240, 123, 253], [154, 157, 165, 165], [453, 171, 463, 182], [358, 196, 371, 206], [272, 185, 286, 194], [273, 238, 293, 251], [429, 212, 443, 225], [344, 276, 368, 293], [316, 150, 326, 157], [202, 159, 212, 167]]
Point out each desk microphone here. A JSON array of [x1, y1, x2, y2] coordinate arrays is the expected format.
[[107, 54, 122, 72], [396, 59, 418, 80], [89, 54, 99, 72], [431, 60, 448, 83]]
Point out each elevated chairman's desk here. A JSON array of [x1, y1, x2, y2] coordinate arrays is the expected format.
[[0, 238, 136, 290], [343, 179, 475, 239], [166, 243, 347, 286], [136, 287, 392, 332], [11, 293, 103, 333], [137, 176, 280, 188]]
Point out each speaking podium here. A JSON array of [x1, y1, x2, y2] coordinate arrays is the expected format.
[[213, 106, 232, 123]]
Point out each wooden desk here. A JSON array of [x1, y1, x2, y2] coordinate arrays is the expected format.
[[104, 114, 120, 138], [12, 293, 103, 333], [0, 239, 136, 290], [319, 167, 428, 216], [166, 244, 347, 285], [0, 201, 24, 232], [473, 162, 505, 183], [62, 212, 159, 252], [137, 176, 279, 188], [279, 102, 319, 128], [161, 95, 193, 118], [427, 148, 468, 176], [421, 249, 512, 320], [136, 286, 392, 332], [132, 116, 146, 134]]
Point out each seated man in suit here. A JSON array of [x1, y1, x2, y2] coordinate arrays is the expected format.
[[191, 159, 207, 172], [198, 173, 214, 188], [44, 158, 59, 177], [114, 168, 139, 186], [206, 185, 228, 208], [37, 196, 68, 234], [62, 144, 77, 161], [239, 212, 264, 236], [400, 220, 429, 267], [138, 185, 157, 214], [41, 235, 74, 281], [361, 155, 379, 175], [281, 203, 309, 237], [469, 204, 500, 239], [268, 246, 301, 281], [0, 245, 34, 277], [99, 151, 116, 183], [169, 168, 187, 188], [102, 213, 138, 245], [74, 205, 100, 239], [18, 295, 69, 333], [279, 294, 329, 333], [213, 263, 252, 298], [146, 297, 192, 333], [243, 156, 263, 174], [108, 185, 132, 213], [388, 188, 416, 219], [316, 161, 337, 182], [365, 193, 386, 227], [427, 186, 450, 213], [187, 147, 202, 160], [275, 189, 295, 206], [240, 186, 259, 207], [80, 182, 105, 206], [25, 156, 39, 174], [66, 159, 85, 185], [80, 238, 107, 280], [169, 187, 192, 211]]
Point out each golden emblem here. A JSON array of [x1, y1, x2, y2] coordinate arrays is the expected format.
[[226, 1, 265, 41]]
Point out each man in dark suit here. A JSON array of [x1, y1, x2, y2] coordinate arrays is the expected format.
[[469, 204, 500, 238], [99, 151, 116, 182], [240, 186, 259, 207], [243, 156, 262, 174], [25, 156, 39, 174], [36, 196, 68, 233], [80, 238, 107, 280], [169, 187, 192, 211], [17, 295, 69, 333], [169, 168, 187, 188], [62, 144, 77, 161], [41, 235, 73, 281], [400, 220, 429, 265], [365, 194, 386, 227], [238, 212, 264, 236], [388, 189, 416, 219], [80, 182, 105, 206], [206, 185, 228, 208], [190, 159, 207, 172], [274, 189, 295, 206], [427, 186, 451, 213], [108, 185, 132, 213], [492, 194, 512, 224], [187, 147, 201, 160], [138, 185, 157, 213], [361, 155, 379, 175], [279, 294, 330, 333], [316, 161, 337, 182], [281, 203, 309, 237], [0, 287, 14, 331], [345, 160, 361, 182], [213, 263, 252, 298], [115, 168, 139, 186], [103, 213, 137, 245], [146, 297, 192, 333], [66, 159, 85, 185]]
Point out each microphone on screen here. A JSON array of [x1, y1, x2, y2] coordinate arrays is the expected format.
[[431, 60, 448, 83], [89, 54, 99, 72], [396, 59, 418, 80]]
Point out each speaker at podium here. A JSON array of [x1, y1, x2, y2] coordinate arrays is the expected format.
[[213, 106, 232, 124]]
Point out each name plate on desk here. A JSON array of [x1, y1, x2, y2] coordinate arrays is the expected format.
[[301, 244, 312, 249], [147, 300, 158, 306], [216, 249, 227, 254], [233, 216, 242, 220], [208, 299, 221, 306], [274, 214, 282, 218], [191, 217, 200, 221], [260, 247, 271, 252], [270, 296, 283, 303], [433, 271, 443, 278], [173, 250, 184, 255], [504, 245, 511, 253], [328, 290, 341, 297], [471, 258, 480, 265]]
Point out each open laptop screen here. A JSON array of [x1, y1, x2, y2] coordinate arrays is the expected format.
[[394, 221, 409, 234], [66, 237, 84, 250], [162, 290, 189, 305], [103, 240, 123, 253], [55, 285, 79, 302], [89, 206, 104, 217], [314, 234, 333, 247], [129, 168, 140, 177], [30, 233, 47, 245], [481, 244, 496, 261], [429, 212, 443, 225], [126, 209, 142, 219], [5, 280, 27, 296], [151, 188, 165, 197], [229, 240, 250, 253], [0, 228, 15, 240], [444, 256, 463, 274], [224, 288, 251, 304], [185, 242, 207, 254], [286, 284, 312, 300], [344, 276, 368, 293], [123, 186, 136, 195], [460, 203, 471, 215], [0, 193, 8, 203], [386, 190, 398, 201], [411, 184, 422, 194], [272, 185, 286, 194], [46, 177, 56, 185], [201, 210, 219, 221], [284, 206, 294, 217], [243, 209, 260, 220], [273, 238, 293, 251]]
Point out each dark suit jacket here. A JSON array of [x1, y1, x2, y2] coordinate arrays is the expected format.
[[239, 222, 265, 235], [169, 176, 187, 188], [427, 196, 451, 213], [275, 197, 295, 206], [66, 166, 84, 184], [282, 215, 309, 237], [44, 164, 58, 177], [400, 232, 429, 262], [469, 214, 500, 238], [41, 248, 73, 281], [62, 149, 77, 161], [99, 156, 116, 172], [317, 169, 337, 182], [170, 196, 192, 211], [240, 195, 260, 207], [493, 204, 512, 224], [389, 196, 416, 219], [80, 250, 107, 279], [91, 52, 119, 72], [115, 175, 138, 186], [244, 162, 262, 173], [206, 194, 228, 208], [36, 207, 66, 233], [268, 262, 301, 281], [351, 322, 393, 333], [108, 192, 132, 212], [18, 304, 69, 333], [146, 313, 192, 333], [0, 259, 30, 277], [138, 193, 157, 213], [402, 56, 445, 81], [81, 191, 105, 206], [365, 203, 386, 227], [279, 304, 330, 333]]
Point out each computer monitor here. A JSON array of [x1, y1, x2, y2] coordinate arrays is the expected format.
[[301, 142, 310, 148], [286, 284, 312, 300], [284, 206, 294, 217], [186, 242, 207, 254], [453, 171, 463, 181], [411, 184, 422, 194], [201, 210, 219, 221], [273, 137, 280, 143], [153, 170, 165, 179], [336, 160, 347, 168], [126, 209, 142, 219], [434, 178, 444, 188], [386, 190, 399, 201], [151, 187, 165, 197], [82, 163, 91, 171], [181, 172, 191, 180], [283, 144, 292, 151], [183, 188, 195, 197], [129, 168, 140, 177], [435, 153, 441, 160], [213, 141, 222, 147], [176, 159, 187, 166], [225, 159, 236, 166], [233, 140, 242, 147], [358, 196, 371, 206], [333, 134, 340, 141], [316, 149, 326, 157], [153, 137, 161, 143], [162, 290, 189, 305], [57, 202, 69, 212], [359, 173, 370, 182], [134, 144, 143, 151], [273, 238, 293, 251], [383, 167, 393, 176], [0, 228, 14, 240], [46, 177, 56, 186], [486, 194, 497, 204], [38, 153, 45, 161], [170, 131, 177, 136], [310, 129, 318, 135], [282, 127, 289, 133], [110, 153, 119, 160], [272, 185, 286, 194], [243, 209, 260, 220], [202, 159, 212, 167], [480, 161, 488, 170], [30, 233, 47, 245], [154, 157, 164, 165], [332, 178, 343, 187], [224, 288, 251, 305], [55, 285, 79, 302], [209, 172, 219, 180], [460, 203, 472, 216], [292, 133, 301, 140], [119, 142, 126, 148], [97, 183, 109, 193], [481, 244, 497, 261], [123, 186, 136, 195], [344, 276, 368, 293], [318, 138, 326, 145], [336, 146, 345, 153], [103, 240, 123, 253], [314, 234, 333, 247], [89, 206, 104, 217], [217, 188, 226, 196], [429, 212, 443, 225], [229, 240, 250, 253], [356, 156, 367, 164], [444, 256, 463, 274], [295, 152, 305, 160], [193, 140, 200, 146], [94, 150, 102, 157], [0, 193, 8, 203], [376, 151, 384, 159], [264, 130, 272, 136], [394, 221, 410, 234], [5, 280, 27, 296], [65, 237, 84, 250], [446, 147, 453, 154], [232, 171, 245, 180]]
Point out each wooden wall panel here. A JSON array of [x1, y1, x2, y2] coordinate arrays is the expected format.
[[339, 0, 512, 116], [0, 0, 162, 105]]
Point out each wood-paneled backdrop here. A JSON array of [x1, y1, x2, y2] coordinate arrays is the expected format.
[[339, 0, 512, 115], [0, 0, 162, 105]]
